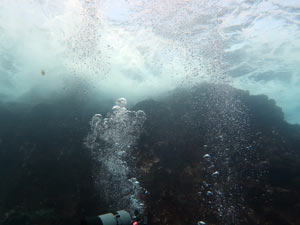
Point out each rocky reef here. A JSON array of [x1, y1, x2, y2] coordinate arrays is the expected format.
[[132, 83, 300, 225], [0, 83, 299, 225], [0, 94, 113, 225]]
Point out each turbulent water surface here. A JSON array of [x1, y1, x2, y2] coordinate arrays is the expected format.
[[0, 0, 300, 225], [0, 0, 299, 123]]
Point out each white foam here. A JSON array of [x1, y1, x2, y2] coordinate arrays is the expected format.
[[0, 0, 299, 123]]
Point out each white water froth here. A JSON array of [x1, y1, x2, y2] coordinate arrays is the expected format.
[[0, 0, 299, 123]]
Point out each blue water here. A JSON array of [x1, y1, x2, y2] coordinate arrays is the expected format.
[[1, 1, 300, 224], [0, 0, 299, 124]]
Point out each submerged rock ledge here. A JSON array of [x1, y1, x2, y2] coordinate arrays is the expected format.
[[132, 83, 300, 225], [0, 83, 299, 225]]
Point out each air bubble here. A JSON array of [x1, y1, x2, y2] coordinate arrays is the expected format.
[[94, 114, 102, 119], [212, 171, 220, 176], [117, 151, 126, 156], [216, 191, 223, 196], [202, 181, 209, 187], [115, 98, 127, 107], [207, 191, 213, 196], [136, 110, 146, 118], [198, 221, 206, 225], [112, 105, 121, 112], [203, 154, 211, 161]]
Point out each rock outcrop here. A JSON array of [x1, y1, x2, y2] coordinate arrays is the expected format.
[[0, 83, 299, 225]]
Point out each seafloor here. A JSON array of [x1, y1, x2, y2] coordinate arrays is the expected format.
[[0, 83, 299, 225]]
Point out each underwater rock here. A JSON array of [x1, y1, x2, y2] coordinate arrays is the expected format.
[[0, 94, 113, 225], [132, 83, 300, 225], [0, 83, 299, 225]]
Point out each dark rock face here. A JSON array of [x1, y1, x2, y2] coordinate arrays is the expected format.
[[132, 83, 300, 225], [0, 83, 299, 225], [0, 95, 113, 225]]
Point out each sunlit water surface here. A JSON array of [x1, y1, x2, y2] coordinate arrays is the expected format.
[[0, 0, 299, 123]]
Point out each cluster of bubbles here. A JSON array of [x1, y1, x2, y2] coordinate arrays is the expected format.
[[123, 0, 227, 85], [62, 0, 111, 79], [85, 98, 146, 212], [192, 85, 255, 224]]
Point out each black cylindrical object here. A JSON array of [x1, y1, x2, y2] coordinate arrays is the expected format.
[[81, 210, 132, 225], [115, 210, 132, 225]]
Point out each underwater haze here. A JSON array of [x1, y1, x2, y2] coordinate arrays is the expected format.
[[0, 0, 299, 123], [1, 1, 300, 225]]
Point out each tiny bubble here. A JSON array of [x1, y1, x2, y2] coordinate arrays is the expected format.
[[203, 154, 211, 161], [212, 171, 220, 176], [207, 191, 213, 196]]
